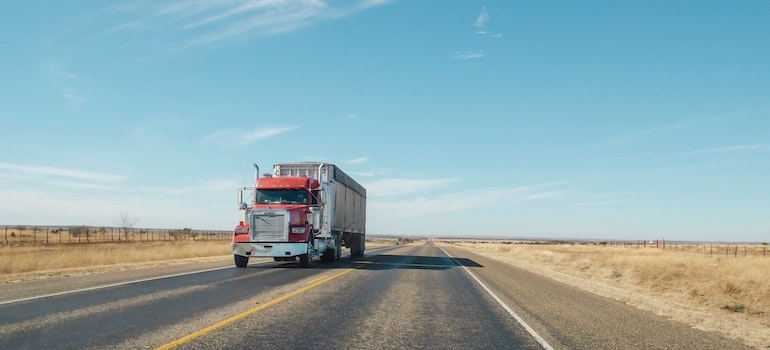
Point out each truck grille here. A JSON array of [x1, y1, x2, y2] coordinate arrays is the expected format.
[[250, 210, 288, 242]]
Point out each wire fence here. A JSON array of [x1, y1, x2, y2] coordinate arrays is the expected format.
[[1, 225, 231, 245], [592, 240, 769, 257]]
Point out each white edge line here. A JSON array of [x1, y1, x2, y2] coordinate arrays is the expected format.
[[0, 260, 270, 306], [439, 246, 555, 350]]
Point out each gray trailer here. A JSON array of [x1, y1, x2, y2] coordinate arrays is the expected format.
[[273, 163, 367, 256]]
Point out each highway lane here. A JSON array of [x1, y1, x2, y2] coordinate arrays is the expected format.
[[161, 243, 542, 350], [0, 242, 753, 349]]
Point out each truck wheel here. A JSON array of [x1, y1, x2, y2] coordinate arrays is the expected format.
[[322, 235, 341, 262], [299, 244, 312, 267], [350, 235, 363, 257], [321, 248, 335, 262], [335, 240, 342, 261], [234, 254, 249, 268]]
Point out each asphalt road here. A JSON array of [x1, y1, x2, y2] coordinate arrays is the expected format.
[[0, 242, 753, 349]]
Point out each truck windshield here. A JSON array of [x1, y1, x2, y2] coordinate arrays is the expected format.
[[256, 189, 308, 204]]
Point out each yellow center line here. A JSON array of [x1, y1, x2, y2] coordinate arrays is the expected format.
[[155, 267, 357, 350], [305, 274, 331, 284]]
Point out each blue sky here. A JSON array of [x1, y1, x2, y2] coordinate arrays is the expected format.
[[1, 1, 769, 242]]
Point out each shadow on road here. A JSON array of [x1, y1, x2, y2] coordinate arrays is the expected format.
[[350, 254, 483, 270]]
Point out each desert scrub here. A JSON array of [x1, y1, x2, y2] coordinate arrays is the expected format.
[[453, 242, 770, 320]]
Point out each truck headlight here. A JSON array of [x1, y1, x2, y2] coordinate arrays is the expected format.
[[234, 228, 249, 234], [291, 227, 306, 234]]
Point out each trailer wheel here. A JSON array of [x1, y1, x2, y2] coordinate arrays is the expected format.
[[234, 254, 249, 268], [351, 234, 364, 257]]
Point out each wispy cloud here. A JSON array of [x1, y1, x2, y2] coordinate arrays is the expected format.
[[144, 179, 237, 195], [369, 181, 566, 218], [526, 190, 568, 200], [110, 0, 392, 49], [347, 157, 368, 164], [453, 50, 485, 60], [474, 6, 488, 29], [203, 125, 300, 148], [593, 115, 739, 150], [61, 88, 87, 101], [455, 7, 498, 59], [472, 6, 501, 37], [575, 199, 629, 207], [574, 192, 630, 207], [678, 144, 770, 157], [0, 162, 126, 183], [46, 181, 123, 191], [364, 178, 463, 197]]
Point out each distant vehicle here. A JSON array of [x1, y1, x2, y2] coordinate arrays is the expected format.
[[231, 163, 366, 267]]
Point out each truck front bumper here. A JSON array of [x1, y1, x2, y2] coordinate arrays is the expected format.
[[231, 242, 308, 258]]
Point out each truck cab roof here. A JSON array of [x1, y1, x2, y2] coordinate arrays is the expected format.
[[256, 176, 319, 190]]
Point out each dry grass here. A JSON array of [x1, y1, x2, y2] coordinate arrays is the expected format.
[[0, 241, 231, 282], [448, 242, 770, 349]]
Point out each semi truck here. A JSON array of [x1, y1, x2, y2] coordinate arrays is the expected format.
[[231, 162, 366, 267]]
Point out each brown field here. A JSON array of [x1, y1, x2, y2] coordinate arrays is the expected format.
[[0, 241, 232, 282], [446, 241, 770, 349]]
